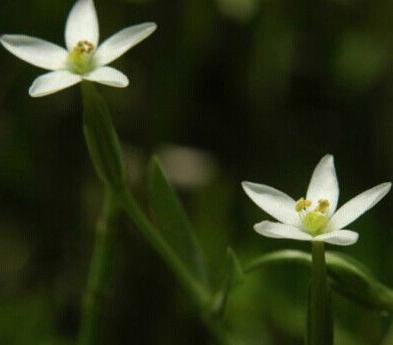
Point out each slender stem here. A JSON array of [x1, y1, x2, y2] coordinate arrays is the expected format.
[[78, 189, 119, 345], [308, 241, 333, 345]]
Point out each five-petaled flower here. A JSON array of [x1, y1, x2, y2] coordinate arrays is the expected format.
[[0, 0, 157, 97], [242, 154, 391, 246]]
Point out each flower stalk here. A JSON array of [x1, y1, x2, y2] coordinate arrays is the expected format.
[[78, 188, 120, 345], [307, 241, 332, 345], [80, 81, 211, 329]]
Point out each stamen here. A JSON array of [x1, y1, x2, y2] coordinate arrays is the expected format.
[[74, 40, 94, 54], [295, 197, 312, 212], [315, 199, 330, 214]]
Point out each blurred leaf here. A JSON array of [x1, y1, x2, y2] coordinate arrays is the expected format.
[[245, 250, 393, 313], [212, 247, 244, 316], [81, 82, 127, 190], [0, 294, 57, 345], [215, 0, 258, 22], [148, 156, 207, 284], [334, 32, 388, 90], [326, 252, 393, 313], [226, 247, 244, 286]]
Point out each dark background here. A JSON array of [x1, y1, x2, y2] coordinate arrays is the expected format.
[[0, 0, 393, 344]]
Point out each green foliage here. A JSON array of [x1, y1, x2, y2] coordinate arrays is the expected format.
[[81, 82, 127, 190], [212, 247, 244, 316], [147, 156, 207, 284], [246, 249, 393, 313]]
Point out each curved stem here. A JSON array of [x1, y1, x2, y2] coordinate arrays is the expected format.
[[78, 189, 119, 345]]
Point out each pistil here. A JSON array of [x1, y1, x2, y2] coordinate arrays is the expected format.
[[295, 198, 330, 236], [68, 40, 95, 74]]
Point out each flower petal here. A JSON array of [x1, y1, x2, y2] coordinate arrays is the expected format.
[[83, 66, 129, 87], [29, 70, 82, 97], [327, 182, 391, 231], [306, 154, 339, 215], [94, 23, 157, 66], [254, 221, 312, 241], [314, 230, 359, 246], [0, 34, 68, 70], [65, 0, 99, 50], [242, 182, 299, 225]]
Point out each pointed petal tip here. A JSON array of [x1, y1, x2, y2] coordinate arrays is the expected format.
[[241, 181, 250, 190], [28, 71, 82, 97], [321, 153, 334, 163], [145, 22, 158, 32], [381, 181, 392, 191], [0, 34, 14, 46]]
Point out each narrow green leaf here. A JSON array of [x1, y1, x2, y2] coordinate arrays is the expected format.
[[212, 247, 244, 316], [245, 249, 393, 313], [326, 252, 393, 312], [147, 156, 207, 283], [226, 247, 244, 286], [81, 82, 127, 190]]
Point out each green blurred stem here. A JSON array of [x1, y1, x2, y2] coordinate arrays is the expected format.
[[80, 81, 212, 338], [78, 189, 119, 345], [81, 83, 210, 307], [308, 241, 332, 345]]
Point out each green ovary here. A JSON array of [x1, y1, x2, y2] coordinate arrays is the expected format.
[[68, 40, 95, 74], [302, 211, 328, 236]]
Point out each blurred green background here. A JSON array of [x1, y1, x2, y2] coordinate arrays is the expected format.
[[1, 0, 393, 344]]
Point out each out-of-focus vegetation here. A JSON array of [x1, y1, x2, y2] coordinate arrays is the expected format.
[[1, 0, 393, 344]]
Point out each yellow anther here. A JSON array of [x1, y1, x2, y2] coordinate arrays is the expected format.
[[295, 197, 312, 212], [315, 199, 330, 214], [74, 40, 94, 54]]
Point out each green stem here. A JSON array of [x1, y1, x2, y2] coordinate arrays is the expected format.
[[79, 82, 214, 339], [78, 189, 119, 345], [307, 241, 333, 345]]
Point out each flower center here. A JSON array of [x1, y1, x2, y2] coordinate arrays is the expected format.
[[295, 198, 330, 236], [68, 40, 95, 74]]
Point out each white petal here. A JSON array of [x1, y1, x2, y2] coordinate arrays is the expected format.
[[94, 23, 157, 66], [83, 66, 129, 87], [314, 230, 359, 246], [306, 154, 339, 216], [0, 35, 68, 70], [29, 70, 82, 97], [254, 221, 312, 241], [327, 182, 391, 231], [65, 0, 99, 50], [242, 182, 299, 225]]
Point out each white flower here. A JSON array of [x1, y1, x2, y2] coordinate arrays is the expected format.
[[242, 154, 391, 246], [0, 0, 157, 97]]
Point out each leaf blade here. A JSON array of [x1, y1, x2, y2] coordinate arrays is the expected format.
[[245, 249, 393, 312], [147, 156, 207, 284]]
